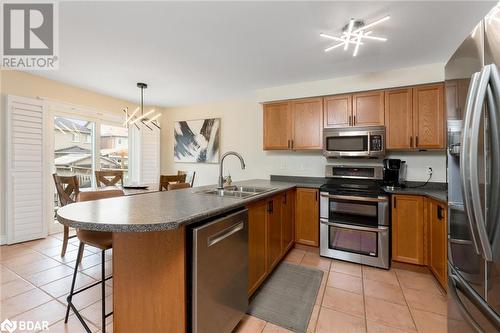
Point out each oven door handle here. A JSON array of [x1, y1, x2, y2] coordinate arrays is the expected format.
[[320, 218, 388, 233], [320, 193, 388, 203]]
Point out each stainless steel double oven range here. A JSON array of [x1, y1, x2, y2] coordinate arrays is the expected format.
[[319, 165, 390, 269]]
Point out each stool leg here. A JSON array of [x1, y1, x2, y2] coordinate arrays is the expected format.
[[101, 250, 106, 333], [65, 242, 84, 323], [61, 226, 70, 257]]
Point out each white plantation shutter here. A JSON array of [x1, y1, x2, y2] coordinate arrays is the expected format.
[[6, 96, 50, 244], [140, 123, 160, 184]]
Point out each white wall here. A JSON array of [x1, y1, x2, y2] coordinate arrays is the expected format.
[[160, 63, 447, 186]]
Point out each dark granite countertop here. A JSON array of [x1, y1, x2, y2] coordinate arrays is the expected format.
[[56, 179, 298, 232], [271, 175, 448, 203]]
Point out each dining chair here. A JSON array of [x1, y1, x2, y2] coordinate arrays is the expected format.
[[177, 170, 196, 187], [167, 182, 191, 191], [65, 189, 124, 333], [53, 174, 80, 257], [159, 174, 186, 191], [95, 170, 124, 187]]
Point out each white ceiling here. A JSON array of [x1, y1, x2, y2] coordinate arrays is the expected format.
[[33, 1, 495, 107]]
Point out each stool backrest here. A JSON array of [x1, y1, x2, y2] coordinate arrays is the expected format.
[[78, 189, 125, 202], [167, 182, 191, 191], [95, 170, 124, 187], [159, 174, 186, 191], [53, 174, 80, 207]]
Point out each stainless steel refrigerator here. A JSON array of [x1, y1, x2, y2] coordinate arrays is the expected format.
[[446, 4, 500, 332]]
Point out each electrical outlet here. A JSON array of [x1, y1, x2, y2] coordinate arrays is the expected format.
[[427, 167, 433, 176]]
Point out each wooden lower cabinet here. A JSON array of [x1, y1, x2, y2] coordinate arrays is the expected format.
[[428, 199, 448, 289], [282, 190, 295, 253], [247, 189, 296, 296], [267, 196, 283, 271], [247, 200, 268, 296], [392, 195, 425, 265], [391, 194, 448, 290], [295, 188, 319, 246]]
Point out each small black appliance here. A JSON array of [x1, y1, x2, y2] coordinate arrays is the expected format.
[[383, 158, 405, 189]]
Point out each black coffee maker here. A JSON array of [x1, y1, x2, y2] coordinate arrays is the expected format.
[[383, 159, 406, 189]]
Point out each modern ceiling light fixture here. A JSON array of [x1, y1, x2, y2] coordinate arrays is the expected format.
[[123, 82, 161, 130], [321, 15, 390, 57]]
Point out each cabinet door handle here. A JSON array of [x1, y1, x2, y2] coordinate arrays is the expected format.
[[316, 191, 318, 202], [291, 140, 294, 149], [410, 136, 413, 147], [353, 115, 356, 126], [267, 200, 273, 213], [437, 206, 444, 220], [393, 197, 397, 209], [348, 115, 352, 126], [287, 139, 290, 149], [283, 193, 287, 204], [416, 136, 419, 147]]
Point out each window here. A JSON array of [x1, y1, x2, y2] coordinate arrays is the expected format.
[[54, 116, 94, 190], [100, 124, 129, 181]]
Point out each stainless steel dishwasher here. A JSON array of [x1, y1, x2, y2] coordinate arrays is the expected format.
[[191, 208, 248, 333]]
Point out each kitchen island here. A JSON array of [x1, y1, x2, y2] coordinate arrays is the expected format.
[[56, 179, 299, 333]]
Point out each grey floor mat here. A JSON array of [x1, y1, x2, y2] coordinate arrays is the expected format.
[[247, 262, 324, 333]]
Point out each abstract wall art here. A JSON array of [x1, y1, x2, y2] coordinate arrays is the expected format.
[[174, 118, 220, 163]]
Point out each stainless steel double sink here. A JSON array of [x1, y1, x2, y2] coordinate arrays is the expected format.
[[197, 185, 276, 198]]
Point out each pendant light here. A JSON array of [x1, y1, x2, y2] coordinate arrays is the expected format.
[[123, 82, 161, 130]]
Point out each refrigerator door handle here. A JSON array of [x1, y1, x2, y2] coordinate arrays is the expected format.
[[461, 71, 482, 255], [487, 65, 500, 259], [470, 65, 493, 261], [449, 265, 500, 331]]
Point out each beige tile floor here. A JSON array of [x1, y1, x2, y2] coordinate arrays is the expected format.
[[1, 232, 110, 332], [2, 236, 469, 333], [234, 244, 472, 333]]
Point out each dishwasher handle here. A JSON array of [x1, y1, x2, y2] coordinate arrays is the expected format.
[[207, 221, 245, 247]]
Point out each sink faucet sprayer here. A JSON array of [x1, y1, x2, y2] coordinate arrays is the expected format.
[[218, 151, 246, 190]]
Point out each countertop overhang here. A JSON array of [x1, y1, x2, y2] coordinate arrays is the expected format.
[[56, 179, 299, 232]]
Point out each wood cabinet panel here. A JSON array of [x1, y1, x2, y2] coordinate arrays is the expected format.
[[324, 94, 352, 128], [413, 84, 445, 149], [247, 200, 268, 295], [295, 188, 319, 247], [263, 102, 291, 150], [291, 98, 323, 149], [352, 91, 385, 127], [429, 199, 448, 289], [282, 190, 295, 253], [392, 195, 425, 265], [267, 196, 282, 271], [385, 88, 413, 149]]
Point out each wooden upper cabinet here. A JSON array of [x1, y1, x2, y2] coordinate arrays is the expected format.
[[413, 84, 445, 149], [263, 102, 291, 150], [352, 91, 385, 127], [429, 199, 448, 289], [385, 88, 413, 149], [324, 94, 352, 128], [295, 188, 319, 247], [392, 195, 425, 265], [291, 98, 323, 149]]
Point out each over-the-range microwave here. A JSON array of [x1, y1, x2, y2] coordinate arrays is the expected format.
[[323, 126, 386, 158]]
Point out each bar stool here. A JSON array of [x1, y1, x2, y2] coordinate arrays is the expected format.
[[65, 189, 124, 333], [158, 174, 186, 191]]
